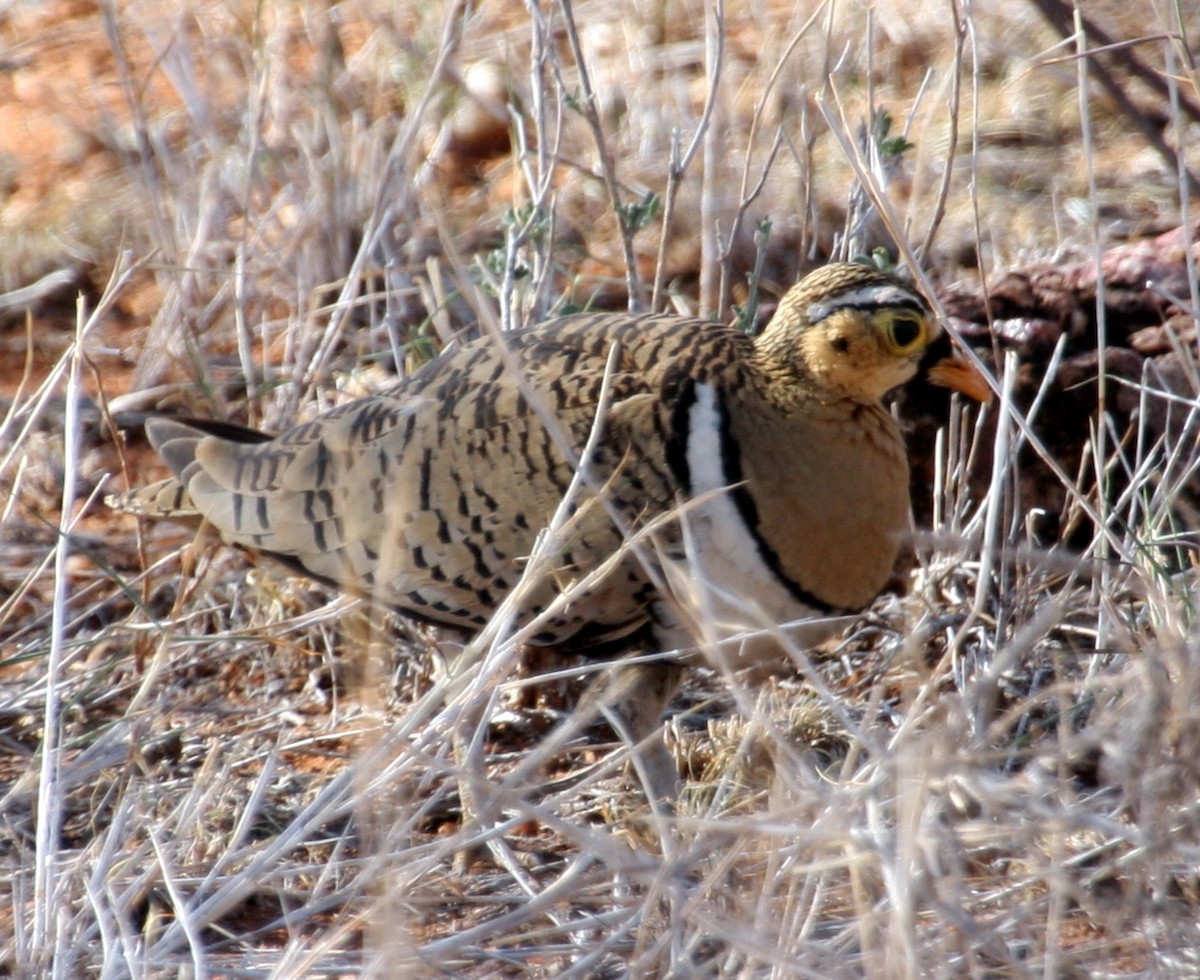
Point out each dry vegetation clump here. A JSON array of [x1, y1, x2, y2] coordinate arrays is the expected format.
[[4, 0, 1200, 975]]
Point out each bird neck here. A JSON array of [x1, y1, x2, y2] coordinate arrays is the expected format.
[[748, 345, 879, 414], [751, 331, 815, 392]]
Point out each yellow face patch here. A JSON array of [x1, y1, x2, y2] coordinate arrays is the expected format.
[[799, 306, 934, 401]]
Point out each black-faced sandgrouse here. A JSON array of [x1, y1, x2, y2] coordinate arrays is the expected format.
[[110, 262, 990, 800]]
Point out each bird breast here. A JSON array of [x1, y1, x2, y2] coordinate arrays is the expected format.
[[681, 383, 910, 620]]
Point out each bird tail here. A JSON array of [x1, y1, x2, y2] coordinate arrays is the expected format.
[[105, 417, 274, 525], [106, 475, 200, 522]]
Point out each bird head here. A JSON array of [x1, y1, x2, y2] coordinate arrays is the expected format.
[[755, 263, 990, 405]]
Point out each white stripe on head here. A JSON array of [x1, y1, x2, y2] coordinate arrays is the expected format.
[[807, 282, 924, 323]]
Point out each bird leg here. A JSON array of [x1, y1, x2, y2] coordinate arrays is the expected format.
[[582, 657, 686, 808]]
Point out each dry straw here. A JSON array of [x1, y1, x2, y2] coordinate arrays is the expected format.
[[3, 0, 1200, 975]]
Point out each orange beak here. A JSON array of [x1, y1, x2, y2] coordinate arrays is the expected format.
[[926, 352, 993, 404]]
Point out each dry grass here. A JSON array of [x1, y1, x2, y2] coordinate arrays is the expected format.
[[4, 0, 1200, 975]]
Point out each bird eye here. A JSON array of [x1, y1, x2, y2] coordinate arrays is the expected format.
[[884, 312, 926, 353]]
